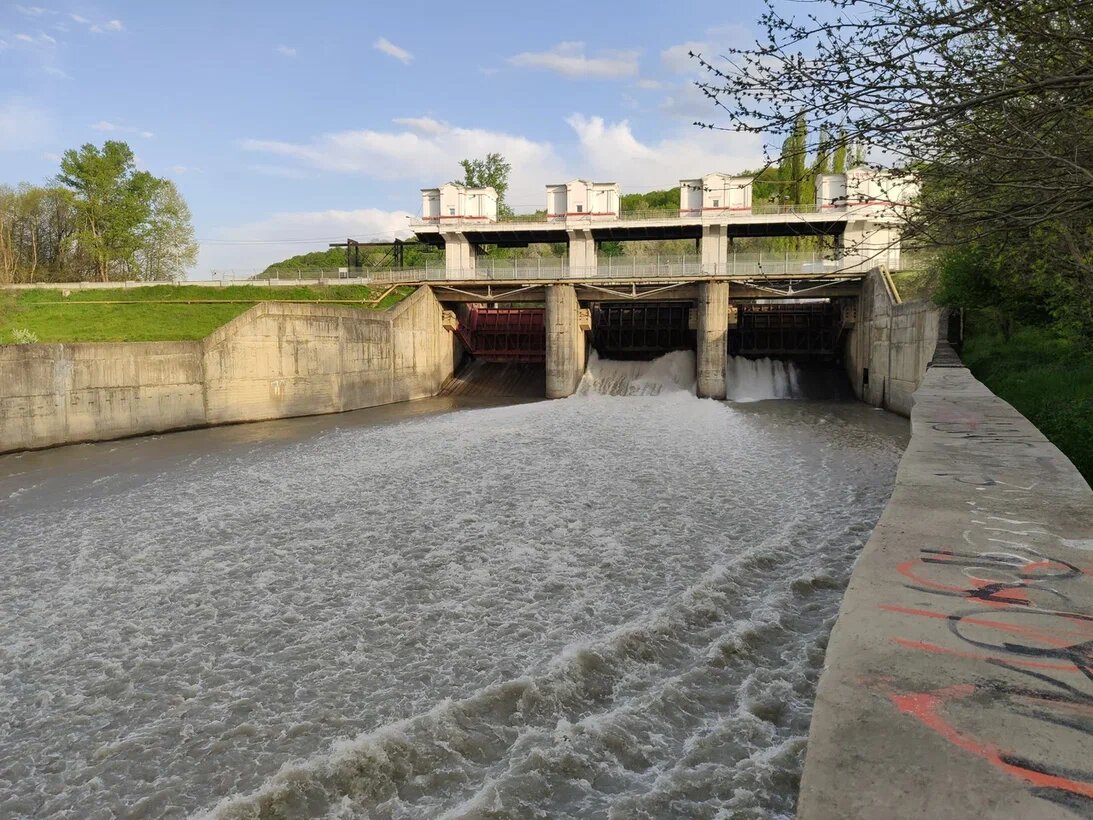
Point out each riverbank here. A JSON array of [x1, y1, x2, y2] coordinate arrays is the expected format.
[[0, 287, 456, 453], [799, 349, 1093, 818], [962, 321, 1093, 482], [0, 285, 410, 344]]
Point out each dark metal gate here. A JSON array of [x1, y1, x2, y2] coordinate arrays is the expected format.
[[592, 303, 693, 359], [454, 308, 545, 363], [730, 302, 838, 358]]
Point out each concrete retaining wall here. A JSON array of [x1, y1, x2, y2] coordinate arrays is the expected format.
[[845, 269, 939, 416], [0, 287, 458, 453], [799, 351, 1093, 819]]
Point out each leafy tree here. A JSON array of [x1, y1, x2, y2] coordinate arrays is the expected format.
[[832, 129, 849, 175], [692, 0, 1093, 337], [459, 153, 513, 217], [138, 180, 198, 281], [0, 184, 81, 283], [59, 141, 158, 281], [815, 127, 833, 176]]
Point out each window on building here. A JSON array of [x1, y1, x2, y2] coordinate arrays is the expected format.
[[576, 204, 583, 213], [449, 207, 455, 216], [713, 199, 720, 207]]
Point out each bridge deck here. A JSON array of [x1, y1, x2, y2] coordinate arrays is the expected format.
[[414, 273, 865, 302]]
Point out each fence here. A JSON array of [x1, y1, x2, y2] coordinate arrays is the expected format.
[[367, 253, 890, 284]]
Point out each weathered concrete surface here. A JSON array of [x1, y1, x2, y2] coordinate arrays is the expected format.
[[696, 280, 729, 399], [0, 342, 206, 452], [845, 269, 939, 416], [799, 354, 1093, 819], [204, 287, 457, 425], [0, 287, 458, 453], [544, 284, 587, 398]]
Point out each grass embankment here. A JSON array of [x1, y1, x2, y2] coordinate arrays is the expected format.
[[962, 320, 1093, 484], [0, 284, 412, 344]]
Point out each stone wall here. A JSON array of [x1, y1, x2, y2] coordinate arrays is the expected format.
[[0, 287, 458, 453], [0, 342, 206, 452], [798, 352, 1093, 819], [844, 269, 939, 416], [203, 287, 457, 425]]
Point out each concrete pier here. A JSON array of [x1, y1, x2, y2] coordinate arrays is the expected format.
[[699, 223, 730, 275], [696, 281, 729, 399], [566, 229, 596, 277], [544, 284, 587, 398]]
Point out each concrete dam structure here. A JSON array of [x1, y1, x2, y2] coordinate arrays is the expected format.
[[3, 172, 1090, 818]]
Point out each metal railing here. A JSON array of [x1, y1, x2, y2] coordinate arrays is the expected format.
[[412, 202, 866, 228], [367, 253, 891, 285]]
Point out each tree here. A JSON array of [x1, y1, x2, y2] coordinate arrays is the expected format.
[[459, 153, 513, 217], [58, 141, 158, 281], [692, 0, 1093, 336], [138, 180, 198, 281], [815, 126, 833, 176]]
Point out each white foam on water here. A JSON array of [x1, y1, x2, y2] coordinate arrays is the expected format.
[[578, 350, 696, 397], [0, 362, 906, 819], [726, 356, 802, 402]]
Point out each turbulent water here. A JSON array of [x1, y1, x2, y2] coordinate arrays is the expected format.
[[0, 354, 907, 819], [726, 357, 802, 402]]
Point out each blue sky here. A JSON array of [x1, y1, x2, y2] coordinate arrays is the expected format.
[[0, 1, 773, 275]]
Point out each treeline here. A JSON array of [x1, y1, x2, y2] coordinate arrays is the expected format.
[[0, 141, 197, 284], [257, 242, 441, 277]]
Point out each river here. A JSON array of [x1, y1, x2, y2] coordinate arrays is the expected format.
[[0, 354, 907, 819]]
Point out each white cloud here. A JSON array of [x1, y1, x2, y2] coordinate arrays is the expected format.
[[89, 19, 123, 33], [635, 78, 664, 90], [14, 32, 55, 46], [241, 113, 763, 209], [276, 45, 296, 57], [662, 25, 752, 75], [42, 151, 61, 162], [240, 117, 568, 208], [91, 120, 153, 137], [0, 98, 53, 151], [14, 5, 53, 16], [565, 114, 764, 189], [70, 13, 88, 24], [198, 208, 414, 277], [373, 37, 412, 64], [507, 41, 638, 79]]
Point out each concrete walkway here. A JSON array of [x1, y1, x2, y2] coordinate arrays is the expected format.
[[799, 349, 1093, 818]]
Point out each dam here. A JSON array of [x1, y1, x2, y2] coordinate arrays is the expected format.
[[1, 174, 1090, 819]]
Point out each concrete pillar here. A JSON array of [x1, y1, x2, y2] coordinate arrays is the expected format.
[[696, 280, 729, 399], [442, 233, 476, 279], [839, 221, 901, 270], [545, 284, 587, 398], [699, 224, 730, 275], [566, 229, 596, 278]]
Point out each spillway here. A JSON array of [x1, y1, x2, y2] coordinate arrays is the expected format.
[[0, 358, 907, 819]]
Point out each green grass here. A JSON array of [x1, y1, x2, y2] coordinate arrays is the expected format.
[[962, 320, 1093, 484], [0, 284, 412, 344]]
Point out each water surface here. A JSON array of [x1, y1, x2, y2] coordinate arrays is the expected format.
[[0, 355, 907, 818]]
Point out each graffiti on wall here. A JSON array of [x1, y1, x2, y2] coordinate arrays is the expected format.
[[875, 392, 1093, 815]]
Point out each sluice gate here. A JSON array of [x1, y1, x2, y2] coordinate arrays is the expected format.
[[454, 308, 545, 363], [591, 303, 693, 360], [730, 302, 840, 359]]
